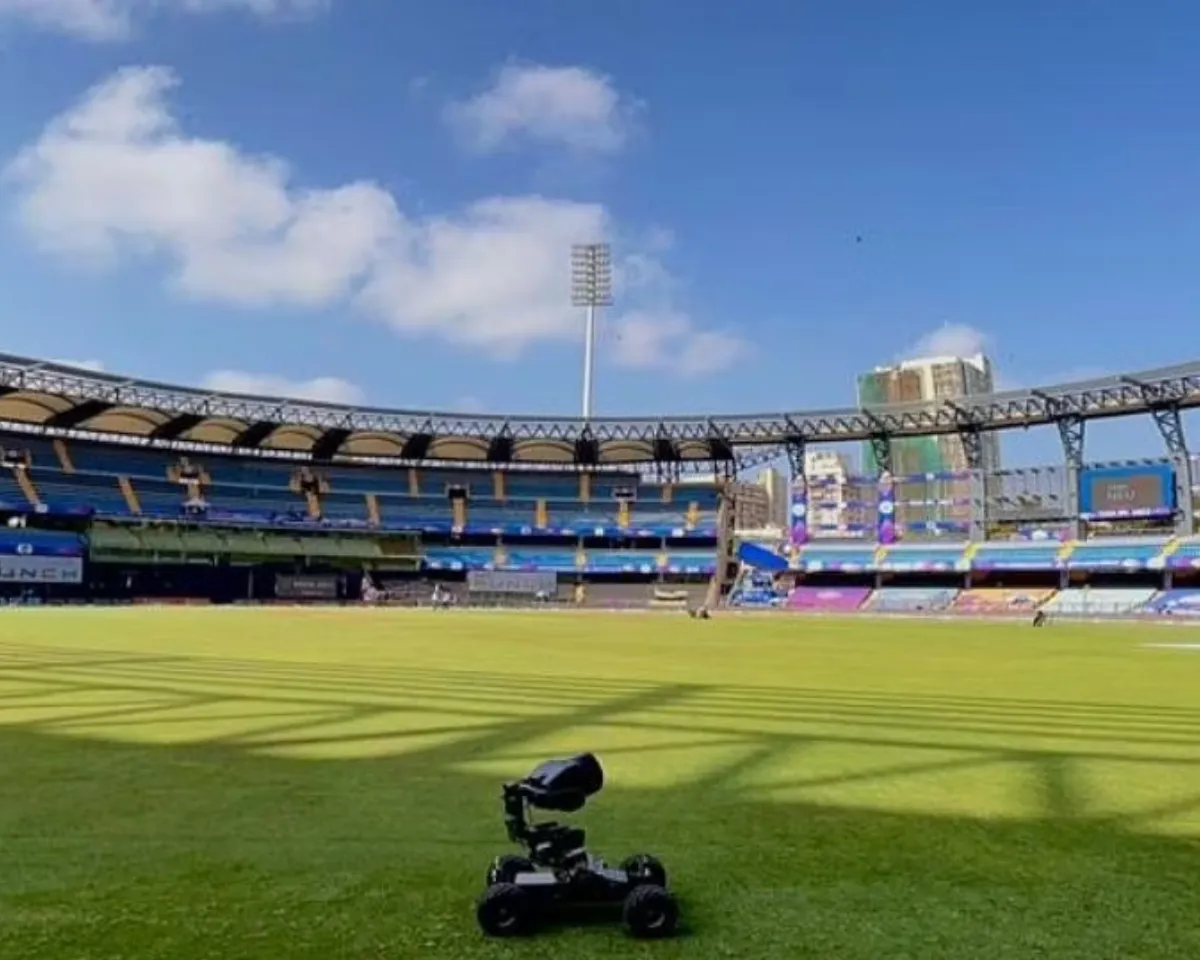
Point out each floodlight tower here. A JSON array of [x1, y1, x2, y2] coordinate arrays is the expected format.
[[570, 243, 613, 420]]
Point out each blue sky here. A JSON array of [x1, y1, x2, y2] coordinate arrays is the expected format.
[[1, 0, 1198, 466]]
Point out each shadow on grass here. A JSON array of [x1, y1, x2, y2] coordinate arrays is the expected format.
[[0, 641, 1198, 959]]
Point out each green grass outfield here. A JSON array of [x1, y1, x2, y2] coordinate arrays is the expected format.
[[1, 609, 1199, 959]]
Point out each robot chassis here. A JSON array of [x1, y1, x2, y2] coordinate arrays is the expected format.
[[475, 753, 679, 939]]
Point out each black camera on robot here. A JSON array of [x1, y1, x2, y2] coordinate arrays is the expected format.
[[475, 753, 679, 938]]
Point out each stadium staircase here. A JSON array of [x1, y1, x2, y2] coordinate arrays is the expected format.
[[535, 498, 548, 528], [1056, 540, 1077, 564], [686, 501, 699, 531], [53, 438, 74, 473], [365, 493, 381, 526], [618, 498, 630, 530], [408, 468, 420, 496], [706, 489, 735, 609], [1158, 538, 1182, 563], [288, 470, 321, 520], [962, 541, 981, 564], [452, 497, 466, 531], [14, 467, 40, 508], [493, 471, 505, 499], [168, 458, 208, 506], [118, 476, 141, 515]]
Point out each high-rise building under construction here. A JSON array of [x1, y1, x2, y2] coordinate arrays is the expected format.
[[857, 352, 1001, 476]]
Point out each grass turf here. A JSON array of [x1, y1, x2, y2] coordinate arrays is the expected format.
[[1, 609, 1199, 959]]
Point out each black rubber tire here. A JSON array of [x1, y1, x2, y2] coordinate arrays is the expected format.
[[476, 882, 534, 937], [620, 853, 667, 888], [622, 884, 678, 939], [486, 854, 533, 886]]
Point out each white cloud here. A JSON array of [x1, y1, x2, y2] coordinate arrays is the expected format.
[[610, 310, 751, 378], [4, 66, 744, 378], [6, 67, 395, 309], [50, 357, 106, 371], [0, 0, 326, 40], [451, 395, 486, 413], [901, 322, 991, 361], [445, 63, 637, 154], [358, 195, 610, 356], [201, 369, 365, 405]]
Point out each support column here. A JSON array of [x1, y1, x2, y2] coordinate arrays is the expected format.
[[958, 426, 984, 471], [968, 469, 987, 541], [1171, 452, 1194, 536], [1057, 414, 1085, 540], [785, 437, 806, 479], [1149, 405, 1192, 536], [1152, 405, 1187, 457], [869, 433, 893, 476], [787, 436, 809, 549], [959, 426, 988, 542]]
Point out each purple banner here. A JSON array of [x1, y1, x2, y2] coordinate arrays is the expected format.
[[789, 480, 809, 546], [877, 473, 896, 544], [787, 586, 871, 611]]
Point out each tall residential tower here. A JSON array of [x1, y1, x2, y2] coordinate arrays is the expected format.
[[857, 352, 1001, 475]]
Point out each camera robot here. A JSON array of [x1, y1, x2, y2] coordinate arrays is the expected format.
[[475, 753, 678, 938]]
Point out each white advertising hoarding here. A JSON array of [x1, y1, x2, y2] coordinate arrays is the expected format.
[[0, 556, 83, 584], [467, 570, 557, 596]]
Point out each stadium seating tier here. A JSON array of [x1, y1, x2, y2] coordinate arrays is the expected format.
[[3, 434, 1198, 598], [0, 434, 721, 542]]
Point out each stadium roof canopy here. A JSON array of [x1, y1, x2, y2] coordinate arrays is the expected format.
[[0, 353, 1198, 467]]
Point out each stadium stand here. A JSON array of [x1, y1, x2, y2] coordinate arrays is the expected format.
[[787, 586, 871, 612], [864, 587, 959, 612], [0, 528, 85, 556], [1166, 538, 1200, 569], [4, 435, 723, 539], [1065, 538, 1168, 569], [1142, 589, 1200, 617], [793, 545, 877, 571], [970, 540, 1063, 570], [952, 588, 1055, 615], [878, 544, 968, 571], [1040, 587, 1159, 617], [2, 353, 1200, 613]]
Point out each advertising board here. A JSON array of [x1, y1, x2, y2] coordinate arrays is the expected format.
[[0, 556, 83, 583], [0, 531, 84, 557], [1079, 464, 1175, 519], [467, 570, 557, 596], [275, 574, 340, 600]]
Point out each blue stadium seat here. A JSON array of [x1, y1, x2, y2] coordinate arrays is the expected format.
[[423, 547, 492, 571], [795, 545, 877, 571], [0, 434, 725, 551], [1169, 539, 1200, 568], [880, 544, 968, 571], [1066, 540, 1167, 569], [971, 542, 1062, 570], [0, 472, 28, 509], [661, 551, 716, 574], [66, 443, 173, 478], [132, 478, 183, 517], [504, 549, 579, 571], [503, 474, 581, 499]]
